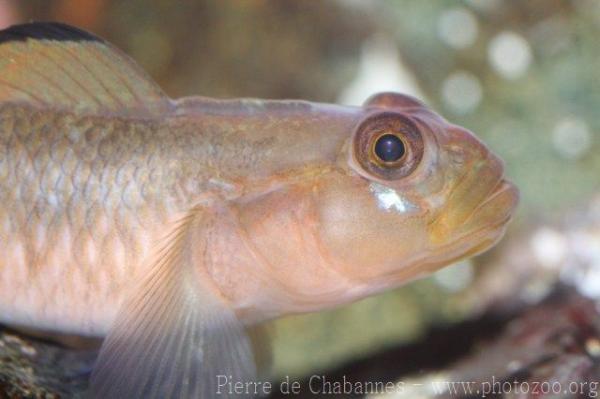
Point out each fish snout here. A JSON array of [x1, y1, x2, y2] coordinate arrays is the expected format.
[[428, 138, 519, 246]]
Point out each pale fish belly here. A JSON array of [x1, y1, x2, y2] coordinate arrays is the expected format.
[[0, 104, 193, 335]]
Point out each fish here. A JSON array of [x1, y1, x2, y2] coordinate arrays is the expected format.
[[0, 22, 518, 398]]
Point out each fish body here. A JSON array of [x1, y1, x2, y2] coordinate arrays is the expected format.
[[0, 100, 361, 334], [0, 23, 518, 398]]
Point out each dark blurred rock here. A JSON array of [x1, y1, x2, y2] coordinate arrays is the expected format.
[[265, 287, 600, 398], [2, 288, 599, 397], [0, 328, 94, 399], [435, 288, 600, 399]]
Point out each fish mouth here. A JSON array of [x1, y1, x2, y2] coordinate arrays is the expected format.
[[412, 180, 518, 276], [455, 178, 519, 255], [429, 175, 518, 237], [357, 179, 519, 292], [427, 177, 519, 262], [475, 179, 519, 226]]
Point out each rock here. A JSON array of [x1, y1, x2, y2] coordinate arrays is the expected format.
[[0, 328, 95, 399], [265, 287, 600, 398], [430, 288, 600, 399]]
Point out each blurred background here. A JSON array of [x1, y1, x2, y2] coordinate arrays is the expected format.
[[1, 0, 599, 397]]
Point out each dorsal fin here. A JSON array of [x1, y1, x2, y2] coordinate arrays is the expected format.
[[0, 22, 172, 117]]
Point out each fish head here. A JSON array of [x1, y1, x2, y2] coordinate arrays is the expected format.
[[228, 93, 518, 316], [311, 93, 519, 292]]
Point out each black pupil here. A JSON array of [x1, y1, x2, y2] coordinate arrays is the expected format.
[[374, 134, 406, 163]]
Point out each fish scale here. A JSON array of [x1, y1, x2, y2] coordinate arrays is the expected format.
[[0, 104, 190, 333]]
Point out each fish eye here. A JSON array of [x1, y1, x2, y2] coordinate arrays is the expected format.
[[352, 111, 424, 181], [372, 133, 406, 164]]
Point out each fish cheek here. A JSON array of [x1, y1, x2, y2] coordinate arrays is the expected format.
[[234, 184, 349, 301], [314, 177, 428, 280]]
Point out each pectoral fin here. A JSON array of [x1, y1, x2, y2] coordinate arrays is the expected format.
[[0, 22, 172, 117], [90, 208, 256, 398]]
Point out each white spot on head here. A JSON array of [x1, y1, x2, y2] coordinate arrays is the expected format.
[[488, 31, 532, 80], [369, 182, 417, 214]]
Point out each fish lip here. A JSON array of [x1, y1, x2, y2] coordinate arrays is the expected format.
[[473, 178, 519, 226], [365, 186, 518, 289], [438, 178, 518, 257], [366, 181, 519, 288], [467, 177, 519, 220], [457, 179, 518, 247], [490, 179, 519, 203], [428, 210, 514, 269], [369, 211, 513, 288]]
